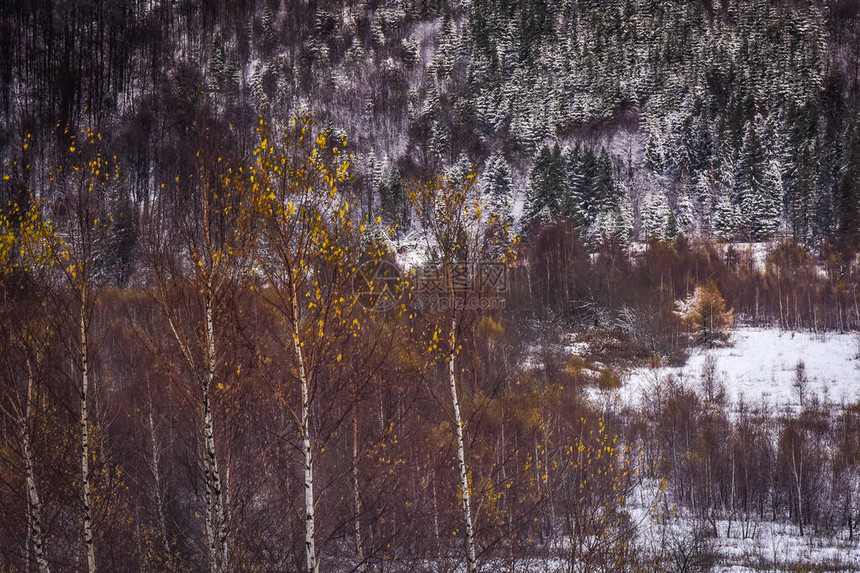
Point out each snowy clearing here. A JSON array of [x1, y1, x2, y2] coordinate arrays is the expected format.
[[593, 328, 860, 409]]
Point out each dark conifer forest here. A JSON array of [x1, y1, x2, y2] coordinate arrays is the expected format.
[[3, 1, 860, 571]]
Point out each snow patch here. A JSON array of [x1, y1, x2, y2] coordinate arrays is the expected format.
[[621, 328, 860, 408]]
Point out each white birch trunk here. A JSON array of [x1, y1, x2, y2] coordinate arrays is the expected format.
[[203, 297, 228, 573], [291, 285, 318, 573], [448, 319, 477, 573], [202, 399, 217, 572], [147, 406, 170, 560], [431, 461, 442, 571], [223, 466, 231, 565], [80, 302, 96, 573], [352, 404, 365, 573], [22, 361, 49, 573], [793, 447, 804, 537]]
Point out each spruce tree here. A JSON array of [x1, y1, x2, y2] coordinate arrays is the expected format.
[[380, 164, 407, 229], [837, 118, 860, 246], [482, 151, 513, 200], [524, 144, 567, 225], [595, 149, 617, 213], [481, 151, 514, 249], [736, 118, 767, 239], [575, 147, 599, 226], [563, 144, 588, 228], [665, 212, 679, 240], [641, 192, 671, 239], [713, 194, 737, 240], [783, 104, 820, 242], [753, 159, 783, 240]]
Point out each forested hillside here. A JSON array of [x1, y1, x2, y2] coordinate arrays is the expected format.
[[3, 0, 860, 246], [4, 1, 860, 572]]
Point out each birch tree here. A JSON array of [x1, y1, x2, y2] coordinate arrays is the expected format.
[[409, 173, 511, 573], [0, 335, 52, 573], [247, 115, 354, 573], [43, 130, 115, 573], [0, 198, 54, 573], [144, 146, 252, 573], [0, 129, 115, 573]]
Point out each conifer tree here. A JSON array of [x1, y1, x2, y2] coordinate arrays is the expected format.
[[481, 151, 513, 201], [677, 283, 735, 346], [665, 212, 679, 240], [753, 159, 783, 240], [641, 192, 671, 240], [572, 146, 600, 227], [594, 149, 617, 213], [736, 118, 767, 239], [563, 144, 587, 227], [713, 194, 737, 240], [380, 163, 408, 229], [783, 103, 821, 242], [524, 144, 566, 226], [837, 117, 860, 245]]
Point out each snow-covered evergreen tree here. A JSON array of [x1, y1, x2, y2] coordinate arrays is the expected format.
[[524, 144, 567, 226], [481, 151, 513, 201], [713, 194, 738, 240], [736, 117, 767, 239], [753, 159, 783, 240], [641, 192, 672, 239], [481, 151, 514, 248]]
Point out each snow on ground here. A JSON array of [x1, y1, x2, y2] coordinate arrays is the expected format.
[[593, 328, 860, 409], [582, 328, 860, 571], [386, 228, 432, 271], [653, 512, 860, 572], [712, 519, 860, 571], [626, 242, 773, 271], [629, 478, 860, 572], [718, 242, 771, 271]]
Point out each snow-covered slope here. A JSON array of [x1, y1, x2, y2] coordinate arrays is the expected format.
[[618, 328, 860, 408]]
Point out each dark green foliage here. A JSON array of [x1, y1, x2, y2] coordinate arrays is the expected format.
[[1, 0, 859, 256], [380, 164, 409, 229], [837, 117, 860, 247], [525, 144, 567, 225]]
